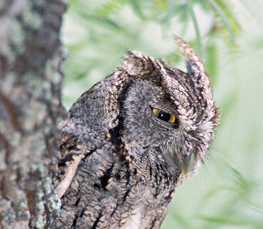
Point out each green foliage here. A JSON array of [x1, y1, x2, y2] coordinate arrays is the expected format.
[[62, 0, 242, 107], [62, 0, 263, 228]]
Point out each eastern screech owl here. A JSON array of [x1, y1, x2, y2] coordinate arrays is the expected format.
[[54, 37, 219, 229]]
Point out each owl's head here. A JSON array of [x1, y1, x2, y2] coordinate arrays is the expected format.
[[69, 37, 219, 183], [114, 37, 219, 180]]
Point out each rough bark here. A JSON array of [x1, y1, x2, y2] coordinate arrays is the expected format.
[[0, 0, 66, 228]]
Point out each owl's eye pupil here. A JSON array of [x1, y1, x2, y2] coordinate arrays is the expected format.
[[157, 111, 171, 122], [151, 108, 178, 126]]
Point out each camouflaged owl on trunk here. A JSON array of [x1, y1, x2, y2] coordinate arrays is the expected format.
[[53, 37, 219, 229]]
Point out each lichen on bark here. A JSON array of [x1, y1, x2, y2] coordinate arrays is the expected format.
[[0, 0, 67, 228]]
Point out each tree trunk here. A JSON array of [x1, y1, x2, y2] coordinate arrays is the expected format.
[[0, 0, 66, 228]]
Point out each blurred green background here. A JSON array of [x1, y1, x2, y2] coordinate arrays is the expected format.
[[61, 0, 263, 228]]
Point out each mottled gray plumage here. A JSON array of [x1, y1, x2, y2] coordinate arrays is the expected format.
[[54, 37, 219, 229]]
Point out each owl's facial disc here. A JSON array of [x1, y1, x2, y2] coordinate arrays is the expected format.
[[149, 103, 196, 177]]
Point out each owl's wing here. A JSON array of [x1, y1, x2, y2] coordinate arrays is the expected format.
[[54, 128, 84, 198], [54, 114, 107, 199]]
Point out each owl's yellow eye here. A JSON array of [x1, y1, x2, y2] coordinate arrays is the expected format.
[[152, 108, 177, 124]]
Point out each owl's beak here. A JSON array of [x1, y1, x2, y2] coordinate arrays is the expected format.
[[179, 153, 196, 178]]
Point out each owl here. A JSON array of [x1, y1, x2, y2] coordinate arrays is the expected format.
[[53, 37, 219, 229]]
